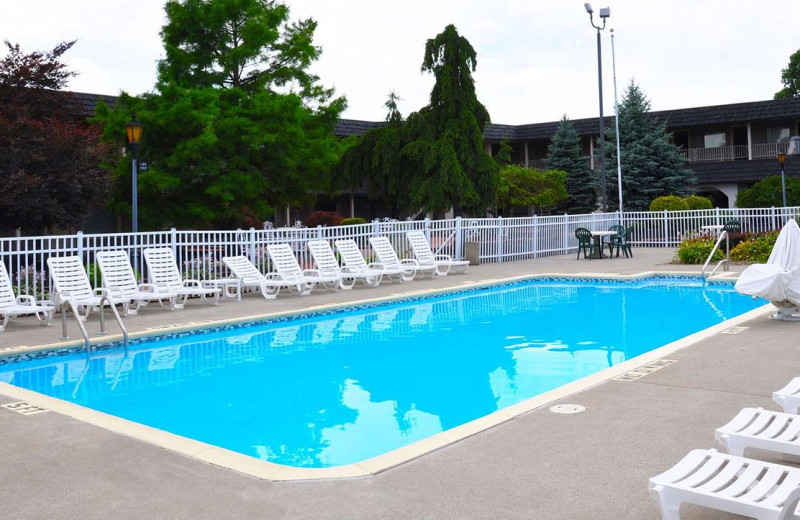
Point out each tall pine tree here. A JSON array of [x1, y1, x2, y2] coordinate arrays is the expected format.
[[605, 81, 694, 211], [547, 115, 596, 214]]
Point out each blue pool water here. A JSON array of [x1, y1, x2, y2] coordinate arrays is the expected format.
[[0, 277, 763, 468]]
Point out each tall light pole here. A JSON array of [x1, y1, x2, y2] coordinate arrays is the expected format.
[[611, 28, 623, 218], [125, 114, 143, 233], [584, 3, 610, 212], [778, 152, 787, 208]]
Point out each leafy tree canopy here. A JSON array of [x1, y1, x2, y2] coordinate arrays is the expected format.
[[736, 175, 800, 208], [775, 49, 800, 99], [605, 81, 694, 211], [0, 40, 111, 233], [95, 0, 345, 229], [547, 115, 596, 214], [497, 165, 566, 215]]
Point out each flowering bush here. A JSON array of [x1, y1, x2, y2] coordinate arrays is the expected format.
[[730, 231, 779, 263], [676, 235, 722, 264]]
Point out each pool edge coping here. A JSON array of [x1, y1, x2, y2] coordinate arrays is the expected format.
[[0, 269, 768, 482]]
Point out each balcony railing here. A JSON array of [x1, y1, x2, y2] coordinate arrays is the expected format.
[[680, 142, 790, 163]]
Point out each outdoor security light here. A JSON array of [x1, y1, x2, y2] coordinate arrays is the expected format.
[[584, 3, 593, 14], [125, 113, 143, 234], [778, 152, 787, 167], [125, 116, 143, 145], [585, 4, 611, 211], [599, 7, 611, 18]]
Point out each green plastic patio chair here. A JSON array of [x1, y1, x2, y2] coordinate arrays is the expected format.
[[575, 228, 594, 260], [722, 219, 741, 234], [607, 225, 625, 257]]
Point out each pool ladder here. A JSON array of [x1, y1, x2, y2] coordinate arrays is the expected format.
[[701, 230, 730, 282], [56, 293, 129, 352]]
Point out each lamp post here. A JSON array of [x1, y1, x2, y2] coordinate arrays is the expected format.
[[584, 3, 610, 212], [125, 114, 143, 233], [611, 28, 623, 219], [778, 152, 787, 208]]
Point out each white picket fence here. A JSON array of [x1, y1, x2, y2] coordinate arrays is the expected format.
[[1, 207, 797, 300]]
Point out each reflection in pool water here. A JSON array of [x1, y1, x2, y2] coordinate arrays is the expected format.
[[0, 277, 762, 467]]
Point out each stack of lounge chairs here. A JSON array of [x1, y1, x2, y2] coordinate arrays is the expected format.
[[650, 378, 800, 519]]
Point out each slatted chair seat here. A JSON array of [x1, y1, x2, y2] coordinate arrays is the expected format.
[[47, 256, 130, 320], [266, 243, 342, 295], [775, 377, 800, 414], [367, 236, 420, 282], [334, 239, 400, 284], [405, 230, 469, 276], [142, 248, 220, 309], [307, 239, 380, 289], [0, 260, 54, 331], [716, 407, 800, 458], [221, 255, 282, 299], [96, 250, 177, 314]]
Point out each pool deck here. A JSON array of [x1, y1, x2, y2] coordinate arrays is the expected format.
[[2, 248, 797, 519]]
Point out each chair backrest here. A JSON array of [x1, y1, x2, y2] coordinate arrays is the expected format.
[[624, 226, 634, 241], [405, 231, 436, 266], [143, 248, 183, 291], [609, 224, 624, 237], [222, 255, 266, 282], [334, 239, 369, 270], [266, 244, 305, 282], [368, 236, 403, 269], [306, 240, 342, 277], [96, 250, 138, 296], [575, 227, 592, 244], [723, 219, 741, 233], [0, 260, 17, 307], [47, 256, 95, 301]]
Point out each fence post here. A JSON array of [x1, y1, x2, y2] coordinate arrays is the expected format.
[[170, 227, 178, 255], [372, 219, 380, 237], [454, 216, 463, 260], [563, 214, 569, 255], [533, 215, 539, 258], [771, 206, 777, 230], [249, 227, 257, 264], [317, 225, 323, 239], [715, 207, 721, 227], [76, 231, 84, 260], [662, 210, 669, 247], [497, 216, 504, 263]]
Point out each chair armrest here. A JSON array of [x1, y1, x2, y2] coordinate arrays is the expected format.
[[15, 294, 36, 306], [433, 254, 454, 262], [302, 268, 322, 277], [104, 286, 126, 299], [182, 279, 203, 288], [400, 259, 420, 267]]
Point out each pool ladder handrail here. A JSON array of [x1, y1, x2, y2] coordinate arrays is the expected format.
[[56, 291, 129, 352], [701, 230, 730, 281]]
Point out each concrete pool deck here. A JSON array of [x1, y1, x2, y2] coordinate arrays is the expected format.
[[1, 248, 797, 519]]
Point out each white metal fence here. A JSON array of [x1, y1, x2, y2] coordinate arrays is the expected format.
[[2, 207, 797, 300]]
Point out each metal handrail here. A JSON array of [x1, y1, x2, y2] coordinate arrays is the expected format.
[[56, 293, 129, 352], [701, 230, 730, 281]]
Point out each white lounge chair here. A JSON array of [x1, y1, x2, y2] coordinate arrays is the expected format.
[[735, 219, 800, 320], [142, 248, 220, 309], [775, 378, 800, 414], [95, 250, 177, 314], [47, 256, 130, 320], [266, 243, 342, 295], [221, 255, 282, 299], [367, 236, 420, 282], [307, 239, 380, 290], [406, 230, 469, 276], [717, 407, 800, 458], [334, 238, 402, 284], [649, 448, 800, 520], [0, 260, 53, 331]]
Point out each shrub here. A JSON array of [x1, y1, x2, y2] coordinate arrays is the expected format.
[[735, 175, 800, 207], [684, 195, 713, 210], [305, 211, 343, 228], [340, 217, 367, 226], [677, 235, 722, 264], [730, 230, 779, 263], [650, 195, 689, 212]]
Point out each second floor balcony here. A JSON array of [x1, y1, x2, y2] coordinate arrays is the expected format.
[[680, 142, 791, 163]]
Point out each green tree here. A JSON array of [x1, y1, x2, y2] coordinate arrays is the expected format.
[[95, 0, 345, 229], [403, 24, 499, 216], [605, 81, 694, 211], [547, 115, 596, 214], [775, 49, 800, 99], [0, 41, 111, 233], [496, 165, 566, 215], [736, 176, 800, 207]]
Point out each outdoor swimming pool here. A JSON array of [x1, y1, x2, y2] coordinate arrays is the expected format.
[[0, 276, 763, 468]]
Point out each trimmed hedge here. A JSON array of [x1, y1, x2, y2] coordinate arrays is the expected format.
[[650, 195, 689, 212], [340, 217, 367, 226]]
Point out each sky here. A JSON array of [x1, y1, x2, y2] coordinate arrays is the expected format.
[[2, 0, 798, 125]]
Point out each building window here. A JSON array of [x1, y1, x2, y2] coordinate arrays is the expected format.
[[704, 132, 726, 148], [767, 127, 790, 143]]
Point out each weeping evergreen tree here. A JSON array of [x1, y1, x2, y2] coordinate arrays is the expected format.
[[605, 81, 694, 211], [403, 24, 499, 216], [547, 115, 596, 214]]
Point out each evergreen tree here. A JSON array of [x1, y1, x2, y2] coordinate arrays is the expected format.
[[547, 115, 596, 214], [605, 81, 694, 211], [95, 0, 345, 229]]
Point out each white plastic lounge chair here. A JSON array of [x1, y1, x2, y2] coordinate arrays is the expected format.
[[716, 407, 800, 459], [0, 260, 53, 331], [221, 255, 282, 299], [736, 219, 800, 320], [307, 239, 381, 290], [95, 250, 177, 314], [367, 236, 420, 282], [649, 448, 800, 520], [334, 239, 401, 284], [775, 378, 800, 414], [142, 248, 220, 309], [406, 230, 469, 276], [266, 243, 342, 295], [47, 256, 130, 320]]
